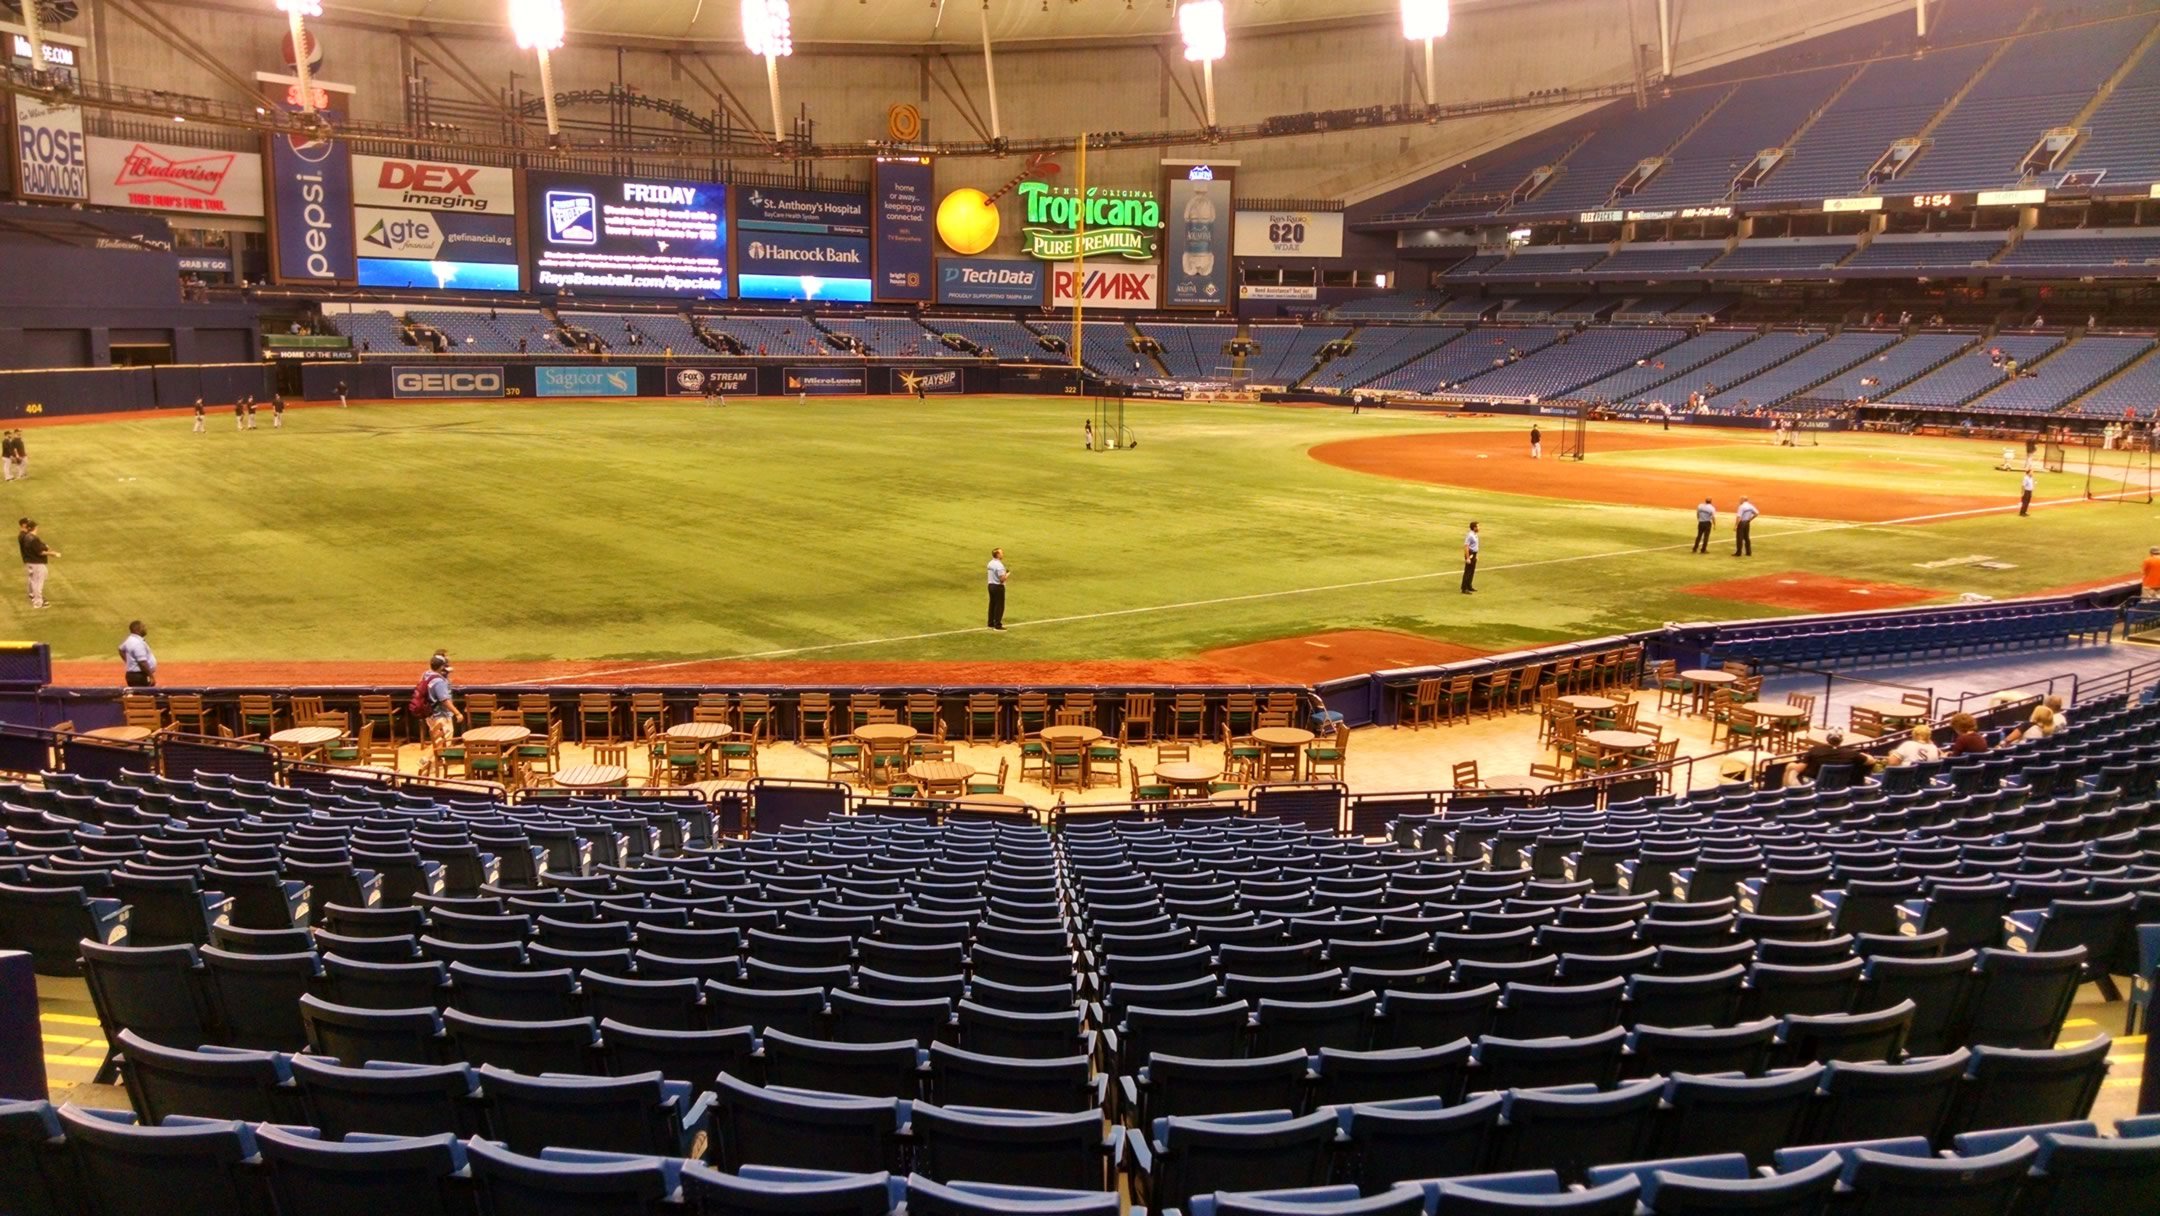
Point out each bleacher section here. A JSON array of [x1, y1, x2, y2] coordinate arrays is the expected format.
[[1739, 43, 2001, 205], [1411, 127, 1591, 220], [325, 310, 412, 354], [1331, 296, 1439, 320], [1882, 333, 2063, 409], [1246, 324, 1345, 386], [1589, 244, 1721, 277], [410, 310, 566, 354], [1792, 332, 1978, 408], [1704, 330, 1899, 410], [1305, 326, 1458, 392], [1707, 239, 1855, 274], [2058, 29, 2160, 188], [1572, 329, 1755, 403], [1527, 91, 1735, 215], [1968, 335, 2157, 414], [2067, 345, 2160, 418], [1448, 326, 1683, 401], [1370, 327, 1563, 394], [923, 317, 1054, 363], [1622, 66, 1852, 210], [816, 316, 940, 358], [701, 316, 830, 358], [1484, 246, 1611, 279], [1629, 330, 1822, 406], [1431, 296, 1496, 323], [1138, 323, 1236, 381], [1845, 234, 2009, 272], [1051, 320, 1139, 377], [1494, 296, 1580, 322], [562, 312, 707, 355], [2000, 229, 2160, 270], [1895, 18, 2153, 195]]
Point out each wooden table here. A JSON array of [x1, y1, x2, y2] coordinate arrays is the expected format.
[[553, 764, 628, 790], [853, 723, 919, 744], [269, 726, 344, 757], [1155, 761, 1223, 797], [667, 722, 733, 741], [1852, 700, 1927, 725], [952, 793, 1026, 809], [1251, 726, 1316, 747], [1679, 669, 1737, 713], [1558, 694, 1616, 713], [1584, 729, 1655, 752], [1040, 725, 1105, 745], [1741, 702, 1809, 721], [462, 725, 532, 745], [907, 760, 975, 796], [1479, 772, 1558, 791], [84, 726, 153, 742]]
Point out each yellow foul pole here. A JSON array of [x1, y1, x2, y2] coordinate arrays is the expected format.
[[1070, 132, 1087, 374]]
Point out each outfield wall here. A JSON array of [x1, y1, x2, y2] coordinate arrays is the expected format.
[[297, 360, 1083, 402], [0, 363, 273, 418]]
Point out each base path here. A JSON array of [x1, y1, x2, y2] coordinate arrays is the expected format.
[[1201, 629, 1490, 684], [1310, 430, 2003, 523], [1676, 570, 1947, 613]]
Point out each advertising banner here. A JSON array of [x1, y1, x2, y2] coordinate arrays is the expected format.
[[1233, 209, 1343, 259], [178, 251, 235, 275], [782, 367, 867, 395], [355, 207, 517, 263], [535, 365, 639, 398], [873, 158, 934, 301], [269, 129, 356, 284], [1049, 262, 1159, 311], [1163, 162, 1232, 308], [526, 171, 727, 299], [353, 155, 517, 215], [937, 257, 1045, 307], [889, 367, 962, 395], [88, 136, 265, 216], [1238, 284, 1318, 301], [666, 366, 759, 396], [357, 260, 521, 291], [733, 185, 872, 301], [391, 365, 504, 399], [13, 97, 87, 201], [1016, 180, 1160, 261]]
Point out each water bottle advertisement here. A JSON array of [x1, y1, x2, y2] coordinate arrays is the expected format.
[[1162, 161, 1234, 309]]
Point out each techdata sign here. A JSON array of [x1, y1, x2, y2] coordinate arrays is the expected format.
[[88, 136, 265, 216], [1050, 262, 1160, 311], [783, 368, 867, 395], [666, 366, 758, 396], [1016, 180, 1160, 261], [1164, 162, 1232, 308], [351, 156, 518, 294], [391, 366, 504, 399], [890, 367, 962, 395], [937, 258, 1045, 307], [873, 157, 934, 302], [535, 365, 639, 397], [269, 128, 356, 284], [525, 171, 727, 299], [13, 97, 87, 200], [734, 186, 872, 302], [1234, 209, 1343, 259]]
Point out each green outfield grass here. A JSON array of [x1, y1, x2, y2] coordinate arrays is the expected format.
[[6, 397, 2145, 666]]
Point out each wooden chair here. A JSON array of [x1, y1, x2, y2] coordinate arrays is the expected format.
[[236, 694, 278, 738], [1156, 742, 1193, 766], [1649, 661, 1684, 712], [1900, 692, 1932, 714], [1223, 726, 1263, 784], [1130, 762, 1173, 802], [905, 693, 941, 736], [1119, 693, 1156, 745], [1044, 735, 1088, 790], [865, 735, 911, 789], [1403, 678, 1442, 730], [1618, 645, 1645, 688], [1053, 708, 1090, 728], [1170, 693, 1207, 740], [1707, 687, 1741, 744], [966, 759, 1008, 796], [360, 721, 399, 768], [1305, 727, 1347, 782], [517, 694, 552, 735], [591, 743, 630, 778], [1223, 693, 1257, 737], [1508, 664, 1545, 714], [1471, 671, 1511, 719], [629, 693, 668, 737], [324, 722, 367, 766], [1722, 661, 1751, 677], [963, 693, 1003, 743], [798, 693, 836, 744], [289, 696, 327, 728], [1086, 736, 1122, 788], [1060, 693, 1096, 727], [1440, 675, 1475, 725], [1847, 705, 1886, 738], [354, 693, 400, 746], [658, 736, 705, 786], [1017, 723, 1050, 786], [1551, 715, 1582, 768], [464, 693, 499, 727], [693, 703, 731, 725], [736, 694, 774, 740], [1451, 759, 1480, 789], [1649, 738, 1679, 769], [1263, 692, 1301, 721], [162, 693, 208, 736], [1610, 701, 1640, 731], [578, 693, 617, 744], [823, 729, 864, 782], [716, 721, 759, 780], [427, 737, 468, 780], [1548, 657, 1577, 696], [1256, 709, 1294, 730], [1533, 684, 1561, 739], [1785, 691, 1816, 720], [121, 697, 165, 732], [1014, 692, 1051, 738], [1529, 761, 1567, 783], [518, 721, 563, 782], [464, 739, 513, 789]]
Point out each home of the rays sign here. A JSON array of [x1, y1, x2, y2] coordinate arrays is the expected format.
[[1017, 181, 1162, 261]]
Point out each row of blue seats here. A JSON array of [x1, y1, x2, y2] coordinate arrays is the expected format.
[[1707, 608, 2116, 667]]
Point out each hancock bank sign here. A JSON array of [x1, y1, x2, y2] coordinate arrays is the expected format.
[[1017, 181, 1160, 261]]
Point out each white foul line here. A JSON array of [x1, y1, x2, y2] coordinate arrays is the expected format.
[[538, 490, 2121, 682]]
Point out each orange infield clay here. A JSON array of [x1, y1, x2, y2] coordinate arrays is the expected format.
[[1308, 430, 2003, 523], [1676, 571, 1948, 614], [1200, 630, 1491, 684], [49, 656, 1273, 690]]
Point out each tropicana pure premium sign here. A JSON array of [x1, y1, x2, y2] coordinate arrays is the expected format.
[[1017, 180, 1161, 261]]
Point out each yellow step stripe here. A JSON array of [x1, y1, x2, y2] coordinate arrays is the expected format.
[[2062, 1018, 2098, 1028], [43, 1054, 101, 1069], [2103, 1077, 2142, 1088], [39, 1013, 101, 1027], [2111, 1054, 2145, 1066], [40, 1033, 101, 1047]]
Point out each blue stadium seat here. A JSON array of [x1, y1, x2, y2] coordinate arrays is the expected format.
[[600, 1019, 757, 1091], [53, 1105, 276, 1216], [287, 1055, 485, 1139], [1311, 1041, 1471, 1107], [1126, 1110, 1338, 1216], [0, 1100, 80, 1216], [479, 1065, 712, 1156], [924, 1042, 1097, 1114], [198, 945, 320, 1051], [761, 1027, 921, 1100], [1471, 1026, 1627, 1091], [298, 994, 449, 1067], [1425, 1169, 1640, 1214], [1839, 1139, 2037, 1214], [1653, 1065, 1823, 1166], [463, 1139, 679, 1216], [253, 1124, 471, 1216], [707, 1072, 907, 1174], [0, 880, 129, 974], [112, 1031, 304, 1125], [1489, 1080, 1664, 1184], [1947, 1036, 2112, 1137], [909, 1102, 1114, 1191], [1965, 948, 2086, 1048], [1189, 1183, 1426, 1216], [1123, 1050, 1312, 1125], [1340, 1093, 1505, 1192], [1805, 1050, 1971, 1145], [903, 1173, 1119, 1216]]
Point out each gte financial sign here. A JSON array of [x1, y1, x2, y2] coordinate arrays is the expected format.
[[1018, 181, 1160, 261]]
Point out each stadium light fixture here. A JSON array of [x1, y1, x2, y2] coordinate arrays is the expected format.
[[508, 0, 565, 145], [275, 0, 324, 117], [743, 0, 793, 153], [1178, 0, 1225, 130], [1402, 0, 1449, 107]]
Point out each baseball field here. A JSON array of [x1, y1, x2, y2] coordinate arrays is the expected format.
[[14, 396, 2149, 686]]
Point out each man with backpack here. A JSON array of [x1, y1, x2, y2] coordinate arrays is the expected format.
[[411, 652, 462, 747]]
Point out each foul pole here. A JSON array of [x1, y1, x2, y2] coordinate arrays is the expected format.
[[1069, 133, 1087, 377]]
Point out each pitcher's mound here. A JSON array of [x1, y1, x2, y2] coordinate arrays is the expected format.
[[1203, 630, 1489, 684]]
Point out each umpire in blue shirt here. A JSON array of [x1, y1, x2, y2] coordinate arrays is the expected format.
[[1692, 498, 1715, 553], [1461, 522, 1480, 594]]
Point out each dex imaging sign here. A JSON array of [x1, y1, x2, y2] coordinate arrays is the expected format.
[[14, 98, 87, 201], [354, 156, 516, 214]]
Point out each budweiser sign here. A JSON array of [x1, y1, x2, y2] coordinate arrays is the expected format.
[[87, 135, 266, 216], [113, 143, 236, 195]]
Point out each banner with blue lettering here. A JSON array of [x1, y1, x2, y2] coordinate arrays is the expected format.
[[873, 158, 934, 302], [734, 185, 872, 301], [12, 97, 88, 201], [936, 258, 1046, 307], [1162, 162, 1233, 309], [269, 127, 356, 284], [535, 366, 640, 397]]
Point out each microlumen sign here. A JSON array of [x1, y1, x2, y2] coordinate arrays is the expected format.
[[1017, 181, 1161, 261]]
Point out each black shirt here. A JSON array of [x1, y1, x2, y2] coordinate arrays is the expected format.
[[1799, 743, 1866, 781], [18, 533, 48, 564]]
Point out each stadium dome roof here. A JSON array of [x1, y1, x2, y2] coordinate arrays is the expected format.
[[343, 0, 1403, 46]]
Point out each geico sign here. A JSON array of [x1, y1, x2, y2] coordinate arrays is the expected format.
[[393, 369, 504, 397]]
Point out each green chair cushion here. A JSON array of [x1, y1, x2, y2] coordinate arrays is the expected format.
[[1137, 785, 1173, 799], [966, 782, 1001, 794]]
